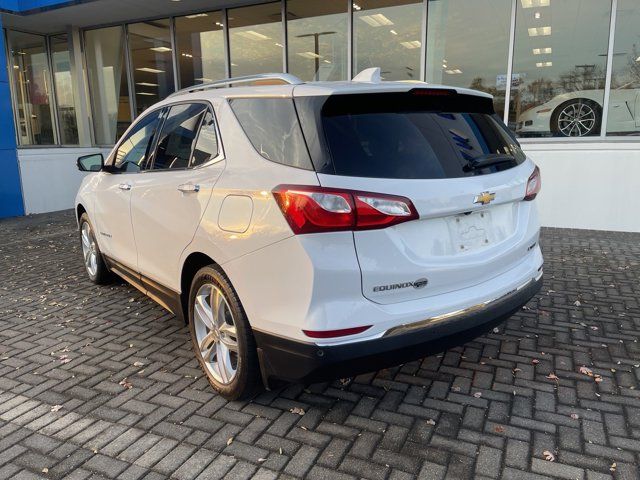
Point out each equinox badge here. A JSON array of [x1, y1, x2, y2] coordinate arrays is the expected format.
[[374, 278, 429, 292]]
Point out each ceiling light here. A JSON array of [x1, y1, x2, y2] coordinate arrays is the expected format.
[[150, 46, 172, 53], [235, 30, 270, 40], [636, 56, 640, 62], [136, 82, 158, 87], [389, 29, 397, 35], [297, 51, 321, 59], [400, 40, 421, 49], [536, 61, 552, 67], [534, 11, 541, 19], [215, 22, 224, 27], [359, 13, 394, 27], [528, 26, 551, 36], [137, 92, 155, 96], [533, 47, 552, 55], [445, 69, 462, 74], [521, 0, 550, 8], [194, 77, 213, 82], [136, 67, 165, 74], [275, 42, 283, 47], [185, 13, 208, 19], [353, 3, 361, 11], [323, 59, 332, 64]]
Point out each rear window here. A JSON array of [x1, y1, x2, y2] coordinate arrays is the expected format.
[[229, 98, 313, 170], [299, 91, 526, 179]]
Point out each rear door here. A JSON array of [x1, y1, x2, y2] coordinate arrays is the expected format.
[[130, 103, 224, 291], [306, 90, 538, 304]]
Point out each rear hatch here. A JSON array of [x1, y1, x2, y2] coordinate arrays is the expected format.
[[295, 88, 538, 304]]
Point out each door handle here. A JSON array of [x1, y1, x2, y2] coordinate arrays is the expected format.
[[178, 183, 200, 193], [118, 183, 131, 191]]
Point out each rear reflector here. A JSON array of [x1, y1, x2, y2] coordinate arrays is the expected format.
[[303, 325, 372, 339], [273, 185, 418, 234], [524, 165, 541, 201]]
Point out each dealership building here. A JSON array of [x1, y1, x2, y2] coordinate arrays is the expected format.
[[0, 0, 638, 231]]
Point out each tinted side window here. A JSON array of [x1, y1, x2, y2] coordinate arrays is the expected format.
[[111, 110, 161, 172], [229, 98, 313, 170], [153, 103, 207, 170], [191, 111, 219, 167]]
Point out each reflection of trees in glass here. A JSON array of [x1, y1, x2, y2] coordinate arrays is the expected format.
[[558, 65, 605, 91], [468, 77, 498, 97]]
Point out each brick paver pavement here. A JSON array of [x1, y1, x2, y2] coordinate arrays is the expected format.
[[0, 211, 639, 480]]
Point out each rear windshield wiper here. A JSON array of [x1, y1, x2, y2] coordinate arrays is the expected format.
[[463, 153, 517, 172]]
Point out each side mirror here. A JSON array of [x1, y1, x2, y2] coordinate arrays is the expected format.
[[77, 153, 104, 172]]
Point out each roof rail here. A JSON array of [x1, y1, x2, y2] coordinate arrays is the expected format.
[[169, 73, 304, 97]]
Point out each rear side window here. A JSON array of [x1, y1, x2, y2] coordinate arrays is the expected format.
[[191, 111, 219, 167], [304, 91, 526, 179], [153, 103, 207, 170], [229, 98, 313, 170]]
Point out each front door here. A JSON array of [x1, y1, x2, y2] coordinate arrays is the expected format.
[[94, 109, 163, 270], [130, 104, 224, 291]]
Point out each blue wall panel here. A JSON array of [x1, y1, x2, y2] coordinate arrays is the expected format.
[[0, 17, 25, 218]]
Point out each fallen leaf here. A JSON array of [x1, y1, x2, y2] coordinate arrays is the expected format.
[[227, 437, 233, 446], [426, 419, 436, 426], [492, 327, 500, 333], [532, 359, 540, 365], [42, 468, 49, 473], [579, 366, 594, 377], [451, 386, 461, 392], [289, 407, 305, 416], [50, 405, 62, 412], [494, 425, 505, 433], [574, 300, 581, 307], [133, 361, 144, 367], [543, 450, 555, 462], [610, 462, 617, 472], [546, 373, 559, 381], [279, 447, 283, 455], [119, 378, 133, 389], [258, 458, 266, 462], [594, 376, 603, 383], [570, 413, 579, 420], [473, 392, 482, 398]]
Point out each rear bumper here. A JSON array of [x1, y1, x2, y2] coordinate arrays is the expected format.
[[254, 274, 542, 385]]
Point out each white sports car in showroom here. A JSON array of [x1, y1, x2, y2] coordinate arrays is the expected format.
[[516, 86, 640, 137]]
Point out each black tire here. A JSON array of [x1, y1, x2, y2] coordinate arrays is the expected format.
[[78, 213, 112, 285], [188, 265, 261, 400], [550, 99, 601, 137]]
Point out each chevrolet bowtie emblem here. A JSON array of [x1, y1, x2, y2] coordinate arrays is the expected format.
[[474, 192, 496, 205]]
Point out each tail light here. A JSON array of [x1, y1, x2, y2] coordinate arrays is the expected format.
[[524, 166, 541, 201], [273, 185, 419, 234]]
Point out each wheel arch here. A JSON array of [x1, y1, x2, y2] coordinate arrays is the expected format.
[[76, 203, 87, 227], [180, 252, 221, 324]]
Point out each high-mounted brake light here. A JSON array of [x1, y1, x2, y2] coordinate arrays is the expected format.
[[273, 185, 419, 234], [409, 88, 456, 96], [303, 325, 372, 339], [524, 165, 541, 201]]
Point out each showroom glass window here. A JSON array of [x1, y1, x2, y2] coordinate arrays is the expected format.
[[287, 0, 348, 81], [128, 20, 176, 115], [7, 30, 56, 145], [508, 0, 611, 138], [175, 11, 225, 88], [228, 2, 284, 76], [353, 0, 423, 80], [426, 0, 512, 118], [50, 34, 79, 144], [84, 26, 131, 145], [605, 0, 640, 136]]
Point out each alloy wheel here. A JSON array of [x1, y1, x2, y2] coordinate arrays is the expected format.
[[193, 283, 239, 384], [81, 222, 98, 277], [557, 102, 597, 137]]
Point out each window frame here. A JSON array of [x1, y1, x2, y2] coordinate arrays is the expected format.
[[105, 100, 225, 173]]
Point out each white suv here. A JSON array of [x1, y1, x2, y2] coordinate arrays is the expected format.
[[75, 69, 543, 400]]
